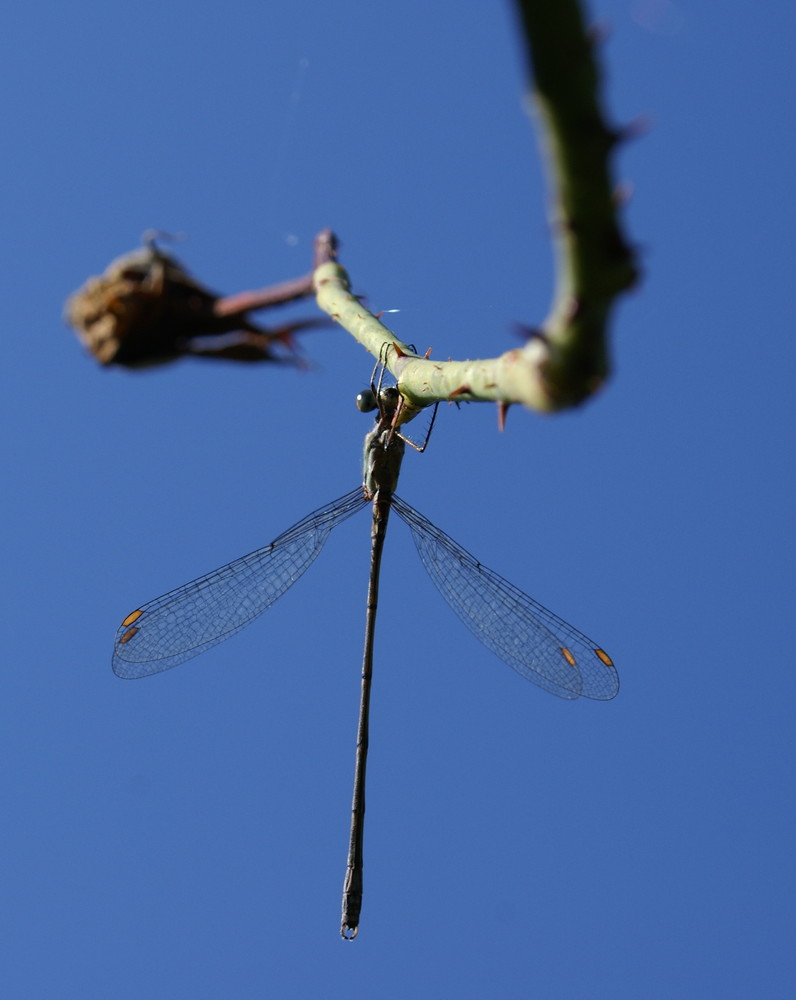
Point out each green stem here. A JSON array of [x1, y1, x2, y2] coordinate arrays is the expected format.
[[314, 0, 639, 414]]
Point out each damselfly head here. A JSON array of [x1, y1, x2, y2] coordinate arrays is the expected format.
[[356, 385, 401, 417], [355, 389, 378, 413]]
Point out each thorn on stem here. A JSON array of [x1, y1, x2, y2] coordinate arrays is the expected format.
[[514, 323, 548, 345]]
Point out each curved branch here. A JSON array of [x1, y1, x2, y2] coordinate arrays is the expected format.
[[513, 0, 640, 408], [314, 0, 639, 414]]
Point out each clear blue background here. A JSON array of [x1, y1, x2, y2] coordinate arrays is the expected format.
[[3, 1, 794, 996]]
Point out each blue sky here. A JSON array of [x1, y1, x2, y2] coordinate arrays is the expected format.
[[3, 1, 795, 997]]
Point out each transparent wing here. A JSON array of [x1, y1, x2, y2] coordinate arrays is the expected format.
[[113, 489, 368, 679], [392, 496, 618, 701]]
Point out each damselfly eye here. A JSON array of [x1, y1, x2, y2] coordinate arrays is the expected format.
[[356, 389, 377, 412]]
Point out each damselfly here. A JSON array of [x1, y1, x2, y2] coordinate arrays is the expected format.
[[113, 384, 618, 938]]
